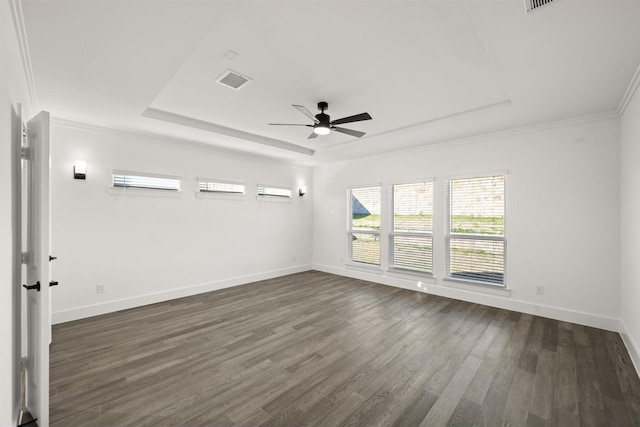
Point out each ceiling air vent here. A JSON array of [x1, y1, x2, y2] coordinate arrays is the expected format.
[[525, 0, 556, 13], [215, 69, 252, 90]]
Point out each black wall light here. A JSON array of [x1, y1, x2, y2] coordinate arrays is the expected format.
[[74, 160, 86, 179]]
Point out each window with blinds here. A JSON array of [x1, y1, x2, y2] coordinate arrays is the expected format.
[[112, 172, 180, 191], [257, 185, 292, 198], [348, 186, 381, 266], [390, 181, 433, 273], [199, 180, 245, 195], [446, 175, 505, 286]]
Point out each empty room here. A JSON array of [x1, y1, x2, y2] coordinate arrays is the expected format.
[[3, 0, 640, 426]]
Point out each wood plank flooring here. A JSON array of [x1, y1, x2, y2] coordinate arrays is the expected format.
[[50, 271, 640, 426]]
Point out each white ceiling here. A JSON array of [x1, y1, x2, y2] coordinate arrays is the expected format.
[[21, 0, 640, 164]]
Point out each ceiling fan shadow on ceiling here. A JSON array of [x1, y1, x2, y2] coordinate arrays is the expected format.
[[269, 102, 372, 139]]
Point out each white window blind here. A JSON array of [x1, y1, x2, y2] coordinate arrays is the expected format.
[[199, 180, 245, 194], [447, 175, 505, 286], [390, 181, 433, 273], [349, 186, 381, 266], [112, 172, 180, 191], [257, 185, 292, 198]]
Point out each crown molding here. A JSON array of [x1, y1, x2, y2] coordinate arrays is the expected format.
[[352, 110, 620, 164], [50, 117, 315, 169], [618, 62, 640, 116], [8, 0, 37, 111]]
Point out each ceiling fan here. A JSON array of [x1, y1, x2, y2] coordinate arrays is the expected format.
[[269, 102, 372, 139]]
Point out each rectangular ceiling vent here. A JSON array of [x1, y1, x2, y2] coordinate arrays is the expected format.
[[525, 0, 556, 13], [215, 69, 252, 90]]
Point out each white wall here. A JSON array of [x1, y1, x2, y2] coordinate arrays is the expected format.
[[49, 121, 313, 323], [620, 71, 640, 372], [0, 0, 34, 424], [313, 116, 621, 331]]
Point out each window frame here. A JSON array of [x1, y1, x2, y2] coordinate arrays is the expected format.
[[347, 185, 382, 269], [388, 180, 434, 276], [445, 173, 507, 288]]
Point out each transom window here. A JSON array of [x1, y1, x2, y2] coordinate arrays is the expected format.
[[257, 185, 292, 198], [112, 171, 180, 191], [199, 180, 245, 195]]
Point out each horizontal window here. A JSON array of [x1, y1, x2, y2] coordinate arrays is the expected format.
[[257, 185, 292, 198], [112, 172, 180, 191], [199, 180, 245, 195]]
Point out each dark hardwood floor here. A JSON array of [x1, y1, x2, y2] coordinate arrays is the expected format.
[[50, 271, 640, 426]]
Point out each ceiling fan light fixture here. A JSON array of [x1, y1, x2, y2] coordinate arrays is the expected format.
[[313, 125, 331, 135]]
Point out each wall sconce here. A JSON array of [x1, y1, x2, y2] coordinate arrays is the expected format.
[[74, 160, 86, 180], [298, 186, 307, 197]]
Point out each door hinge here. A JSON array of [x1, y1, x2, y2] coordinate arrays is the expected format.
[[21, 252, 29, 264], [20, 147, 31, 160]]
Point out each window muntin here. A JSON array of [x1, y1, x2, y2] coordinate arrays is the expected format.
[[199, 180, 245, 195], [390, 181, 433, 273], [257, 185, 292, 198], [348, 186, 381, 266], [446, 175, 505, 286], [112, 172, 180, 191]]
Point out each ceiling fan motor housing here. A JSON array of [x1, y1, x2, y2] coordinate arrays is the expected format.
[[315, 113, 330, 125], [315, 102, 330, 125]]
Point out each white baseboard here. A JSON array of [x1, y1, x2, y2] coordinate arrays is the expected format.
[[313, 264, 620, 332], [52, 265, 312, 324], [620, 319, 640, 378]]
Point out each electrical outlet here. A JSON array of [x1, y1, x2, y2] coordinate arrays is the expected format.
[[97, 283, 105, 294], [535, 285, 544, 295]]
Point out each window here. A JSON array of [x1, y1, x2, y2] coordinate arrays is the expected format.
[[112, 171, 180, 191], [390, 181, 433, 273], [446, 175, 505, 286], [257, 185, 292, 198], [348, 186, 381, 266], [199, 180, 245, 195]]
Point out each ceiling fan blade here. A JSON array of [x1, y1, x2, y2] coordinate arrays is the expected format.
[[268, 123, 313, 126], [308, 131, 318, 139], [332, 126, 366, 138], [330, 112, 372, 126], [292, 105, 319, 123]]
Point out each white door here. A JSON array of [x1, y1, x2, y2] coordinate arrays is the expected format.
[[22, 111, 51, 427]]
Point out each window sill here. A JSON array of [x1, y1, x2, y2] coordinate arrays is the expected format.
[[107, 187, 182, 198], [441, 278, 511, 297]]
